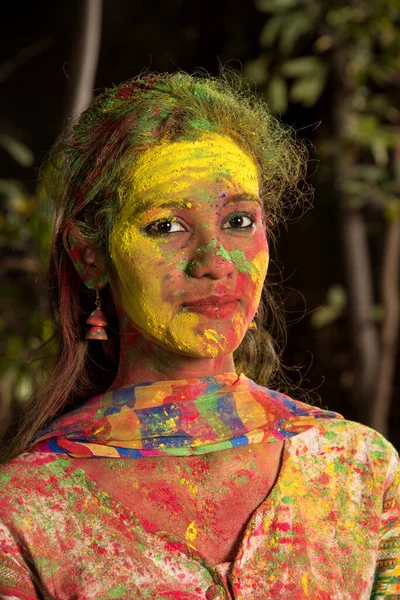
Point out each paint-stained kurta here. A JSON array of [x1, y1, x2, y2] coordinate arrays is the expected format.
[[0, 418, 399, 599]]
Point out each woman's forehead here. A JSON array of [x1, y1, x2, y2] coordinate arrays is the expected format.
[[117, 133, 260, 216], [129, 133, 258, 192]]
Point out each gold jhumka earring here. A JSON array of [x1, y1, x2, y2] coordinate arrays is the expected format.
[[85, 288, 109, 340]]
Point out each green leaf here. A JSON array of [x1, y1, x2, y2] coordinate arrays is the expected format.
[[243, 56, 269, 85], [358, 115, 379, 137], [326, 7, 354, 28], [311, 285, 347, 329], [0, 179, 27, 204], [371, 138, 389, 166], [290, 67, 327, 106], [266, 76, 288, 114], [384, 199, 400, 222], [0, 134, 34, 167], [256, 0, 298, 13], [14, 372, 34, 403], [281, 56, 323, 77], [279, 11, 314, 55], [327, 285, 347, 309], [259, 15, 285, 48]]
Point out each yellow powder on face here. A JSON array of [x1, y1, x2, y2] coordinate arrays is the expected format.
[[232, 312, 247, 338], [251, 250, 269, 285], [109, 132, 268, 358], [123, 133, 259, 202], [203, 329, 227, 344]]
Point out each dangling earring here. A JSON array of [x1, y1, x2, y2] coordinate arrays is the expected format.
[[85, 288, 109, 340], [249, 311, 259, 331]]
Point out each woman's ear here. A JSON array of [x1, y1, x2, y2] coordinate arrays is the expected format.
[[62, 228, 109, 290]]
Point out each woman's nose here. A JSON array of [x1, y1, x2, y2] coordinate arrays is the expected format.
[[186, 239, 235, 279]]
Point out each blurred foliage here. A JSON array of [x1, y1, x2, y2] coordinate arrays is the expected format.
[[248, 0, 400, 124], [245, 0, 400, 285], [311, 285, 347, 329], [245, 0, 400, 439], [0, 134, 54, 421]]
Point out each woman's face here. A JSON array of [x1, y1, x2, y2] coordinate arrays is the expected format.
[[109, 132, 269, 358]]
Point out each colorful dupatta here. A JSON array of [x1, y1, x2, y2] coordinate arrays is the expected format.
[[29, 372, 343, 458]]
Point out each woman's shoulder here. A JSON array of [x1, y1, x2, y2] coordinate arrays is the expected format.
[[0, 450, 79, 516], [290, 416, 399, 482], [316, 417, 397, 454], [0, 449, 72, 482]]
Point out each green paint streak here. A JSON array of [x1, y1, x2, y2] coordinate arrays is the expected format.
[[282, 495, 294, 504], [47, 458, 71, 478], [0, 472, 12, 484], [189, 119, 215, 132], [229, 474, 248, 485], [333, 458, 345, 474], [373, 436, 388, 449], [215, 245, 231, 261], [69, 235, 78, 250], [37, 556, 59, 577], [109, 585, 129, 598], [370, 450, 385, 460], [85, 272, 109, 290], [229, 249, 253, 274], [217, 166, 231, 178], [193, 241, 253, 274], [197, 188, 213, 202], [215, 485, 230, 494], [194, 394, 231, 439]]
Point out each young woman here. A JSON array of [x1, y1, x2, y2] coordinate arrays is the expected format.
[[0, 72, 398, 600]]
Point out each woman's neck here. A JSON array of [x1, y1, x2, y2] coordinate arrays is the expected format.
[[108, 326, 237, 391]]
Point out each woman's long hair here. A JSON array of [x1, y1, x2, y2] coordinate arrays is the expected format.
[[2, 70, 309, 462]]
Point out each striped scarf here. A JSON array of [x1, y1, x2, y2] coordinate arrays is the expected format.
[[29, 372, 343, 458]]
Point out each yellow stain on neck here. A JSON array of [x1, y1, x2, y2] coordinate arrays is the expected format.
[[185, 521, 199, 542], [179, 476, 198, 497]]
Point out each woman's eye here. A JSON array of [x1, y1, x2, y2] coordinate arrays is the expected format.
[[223, 214, 255, 231], [145, 219, 186, 235], [145, 213, 255, 236]]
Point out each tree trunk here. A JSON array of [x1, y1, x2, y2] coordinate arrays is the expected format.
[[66, 0, 103, 123], [340, 208, 380, 421], [332, 47, 380, 422], [371, 139, 400, 436]]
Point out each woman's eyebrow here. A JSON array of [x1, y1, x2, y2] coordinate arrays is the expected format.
[[129, 193, 263, 217], [222, 193, 263, 207]]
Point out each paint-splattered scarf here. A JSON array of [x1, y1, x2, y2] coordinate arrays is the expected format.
[[29, 372, 343, 458]]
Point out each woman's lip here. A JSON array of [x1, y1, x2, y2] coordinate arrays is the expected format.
[[182, 295, 238, 307], [182, 301, 239, 319]]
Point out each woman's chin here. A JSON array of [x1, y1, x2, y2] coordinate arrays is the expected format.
[[165, 335, 244, 360]]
